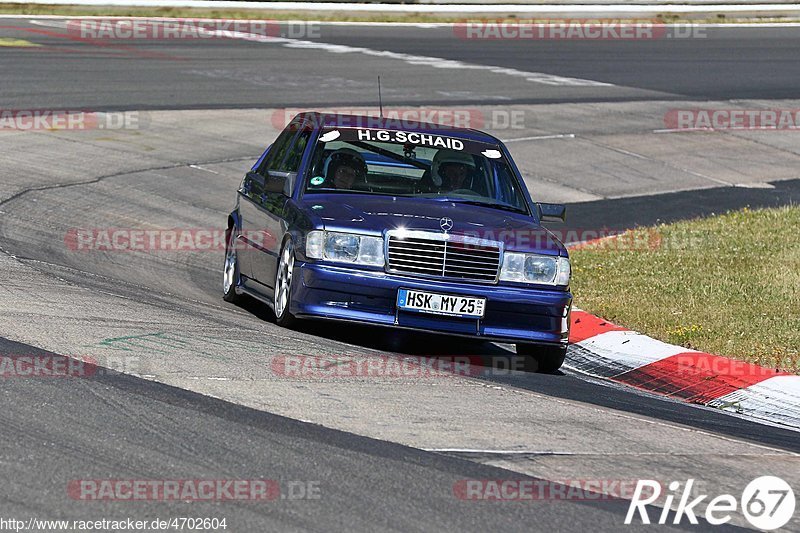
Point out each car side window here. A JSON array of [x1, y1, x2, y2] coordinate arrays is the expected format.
[[276, 128, 311, 173], [258, 127, 297, 175], [495, 163, 527, 211]]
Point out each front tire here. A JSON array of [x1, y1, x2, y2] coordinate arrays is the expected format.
[[516, 343, 567, 373], [274, 239, 297, 328], [223, 228, 243, 304]]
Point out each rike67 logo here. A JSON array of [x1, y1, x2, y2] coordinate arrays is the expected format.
[[626, 477, 795, 530]]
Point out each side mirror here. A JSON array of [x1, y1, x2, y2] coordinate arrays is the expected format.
[[537, 202, 566, 222], [264, 170, 294, 197]]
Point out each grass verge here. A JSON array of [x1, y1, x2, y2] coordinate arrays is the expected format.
[[570, 205, 800, 373], [1, 4, 799, 24]]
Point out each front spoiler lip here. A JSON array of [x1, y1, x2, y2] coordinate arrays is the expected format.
[[292, 312, 569, 348], [235, 280, 566, 345]]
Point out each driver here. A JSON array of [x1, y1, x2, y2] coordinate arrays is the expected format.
[[327, 148, 367, 190], [431, 150, 476, 193]]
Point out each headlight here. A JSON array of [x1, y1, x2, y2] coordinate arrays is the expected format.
[[499, 252, 570, 286], [327, 233, 360, 262], [305, 230, 385, 267]]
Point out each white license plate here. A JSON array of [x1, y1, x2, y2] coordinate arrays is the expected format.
[[397, 289, 486, 318]]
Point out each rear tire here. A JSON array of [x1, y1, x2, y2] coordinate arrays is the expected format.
[[223, 227, 243, 304], [274, 239, 298, 328], [516, 343, 567, 373]]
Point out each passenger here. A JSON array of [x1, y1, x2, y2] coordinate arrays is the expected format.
[[327, 148, 367, 190], [431, 151, 476, 193]]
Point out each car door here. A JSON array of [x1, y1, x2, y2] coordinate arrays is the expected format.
[[236, 169, 266, 281], [238, 126, 296, 287], [245, 123, 312, 290]]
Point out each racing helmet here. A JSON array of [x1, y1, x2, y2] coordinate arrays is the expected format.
[[326, 148, 367, 184], [431, 150, 475, 187]]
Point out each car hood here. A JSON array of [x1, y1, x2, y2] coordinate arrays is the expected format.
[[299, 194, 565, 255]]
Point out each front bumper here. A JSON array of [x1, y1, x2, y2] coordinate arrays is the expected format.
[[291, 262, 572, 346]]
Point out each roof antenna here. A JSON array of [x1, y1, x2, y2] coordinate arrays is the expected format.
[[377, 75, 384, 118]]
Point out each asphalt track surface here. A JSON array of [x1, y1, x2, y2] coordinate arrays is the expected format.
[[1, 18, 799, 532], [0, 336, 755, 532], [2, 23, 800, 109]]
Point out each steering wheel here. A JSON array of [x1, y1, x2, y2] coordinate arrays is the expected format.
[[449, 189, 482, 197]]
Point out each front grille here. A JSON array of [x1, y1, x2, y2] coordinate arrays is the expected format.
[[387, 234, 501, 282]]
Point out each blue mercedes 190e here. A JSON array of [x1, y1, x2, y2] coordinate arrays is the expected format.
[[223, 112, 572, 372]]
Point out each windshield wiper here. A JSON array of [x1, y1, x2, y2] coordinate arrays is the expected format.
[[445, 199, 528, 214]]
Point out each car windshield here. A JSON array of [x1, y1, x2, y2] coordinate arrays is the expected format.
[[304, 127, 529, 213]]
